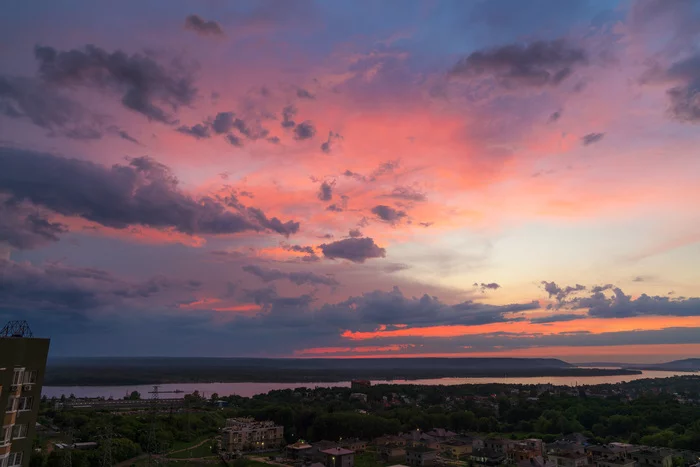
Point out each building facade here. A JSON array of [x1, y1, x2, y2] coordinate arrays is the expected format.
[[322, 447, 355, 467], [221, 418, 284, 452], [0, 321, 51, 467]]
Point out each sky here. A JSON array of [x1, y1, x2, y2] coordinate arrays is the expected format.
[[1, 0, 699, 363]]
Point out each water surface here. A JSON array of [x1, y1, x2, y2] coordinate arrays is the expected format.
[[42, 370, 696, 399]]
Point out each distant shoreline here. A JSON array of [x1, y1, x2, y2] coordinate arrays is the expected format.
[[44, 366, 642, 386]]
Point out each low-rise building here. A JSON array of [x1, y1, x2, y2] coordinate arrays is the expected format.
[[549, 452, 589, 467], [405, 446, 437, 467], [594, 457, 636, 467], [286, 441, 313, 460], [310, 441, 339, 462], [441, 440, 473, 458], [471, 448, 507, 467], [379, 444, 406, 463], [630, 449, 673, 467], [221, 418, 284, 452], [340, 438, 366, 452], [375, 435, 406, 447], [322, 447, 355, 467], [483, 438, 515, 454]]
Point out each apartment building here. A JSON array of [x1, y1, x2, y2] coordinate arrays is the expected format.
[[0, 321, 51, 467], [221, 417, 284, 452]]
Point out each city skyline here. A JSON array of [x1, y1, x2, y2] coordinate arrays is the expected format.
[[1, 0, 699, 362]]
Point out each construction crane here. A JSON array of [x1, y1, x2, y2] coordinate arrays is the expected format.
[[147, 386, 184, 396]]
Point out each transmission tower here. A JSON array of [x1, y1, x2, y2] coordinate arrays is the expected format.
[[146, 386, 159, 467], [99, 424, 113, 467], [0, 320, 33, 337]]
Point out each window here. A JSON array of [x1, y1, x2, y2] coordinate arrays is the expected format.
[[5, 397, 16, 413], [7, 452, 22, 467], [11, 425, 27, 440], [17, 397, 33, 412], [1, 426, 10, 444], [11, 370, 23, 386], [23, 371, 38, 385]]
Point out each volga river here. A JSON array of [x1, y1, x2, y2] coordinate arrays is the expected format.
[[42, 370, 696, 399]]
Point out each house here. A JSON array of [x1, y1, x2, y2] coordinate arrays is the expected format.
[[286, 441, 313, 460], [322, 447, 355, 467], [452, 434, 484, 450], [375, 435, 406, 447], [340, 438, 366, 452], [548, 452, 589, 467], [401, 431, 439, 450], [440, 440, 472, 458], [349, 393, 367, 403], [547, 441, 585, 455], [310, 441, 340, 462], [483, 438, 515, 454], [594, 457, 636, 467], [471, 448, 507, 467], [629, 449, 673, 467], [405, 446, 438, 467], [379, 444, 407, 463]]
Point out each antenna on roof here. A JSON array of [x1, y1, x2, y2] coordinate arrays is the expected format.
[[0, 320, 34, 338]]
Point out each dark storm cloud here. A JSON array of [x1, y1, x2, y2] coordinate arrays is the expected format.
[[296, 88, 315, 99], [449, 40, 587, 88], [114, 129, 139, 144], [34, 45, 197, 124], [0, 147, 299, 237], [267, 136, 280, 144], [226, 134, 243, 147], [548, 110, 561, 122], [281, 105, 297, 128], [184, 14, 224, 36], [581, 132, 605, 145], [321, 131, 342, 153], [320, 237, 386, 263], [541, 281, 586, 304], [317, 180, 334, 201], [372, 205, 407, 224], [529, 313, 582, 324], [0, 76, 120, 141], [320, 287, 539, 331], [242, 264, 339, 286], [176, 123, 210, 139], [572, 287, 700, 319], [381, 186, 426, 202], [281, 243, 316, 255], [0, 202, 68, 250], [474, 282, 501, 292], [0, 259, 198, 311], [348, 229, 362, 238], [326, 204, 343, 212], [212, 111, 235, 134], [0, 76, 85, 129], [294, 121, 316, 140]]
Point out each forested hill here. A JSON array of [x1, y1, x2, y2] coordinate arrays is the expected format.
[[43, 357, 640, 386]]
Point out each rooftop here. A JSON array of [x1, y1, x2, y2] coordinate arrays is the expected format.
[[322, 448, 355, 456]]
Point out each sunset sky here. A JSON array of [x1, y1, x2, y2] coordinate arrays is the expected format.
[[1, 0, 699, 362]]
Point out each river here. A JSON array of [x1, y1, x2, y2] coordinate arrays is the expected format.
[[42, 370, 697, 399]]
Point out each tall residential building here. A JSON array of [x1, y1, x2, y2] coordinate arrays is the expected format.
[[0, 321, 51, 467], [221, 418, 284, 452]]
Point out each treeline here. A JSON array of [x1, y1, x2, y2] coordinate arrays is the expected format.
[[32, 404, 225, 467], [35, 377, 700, 467]]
